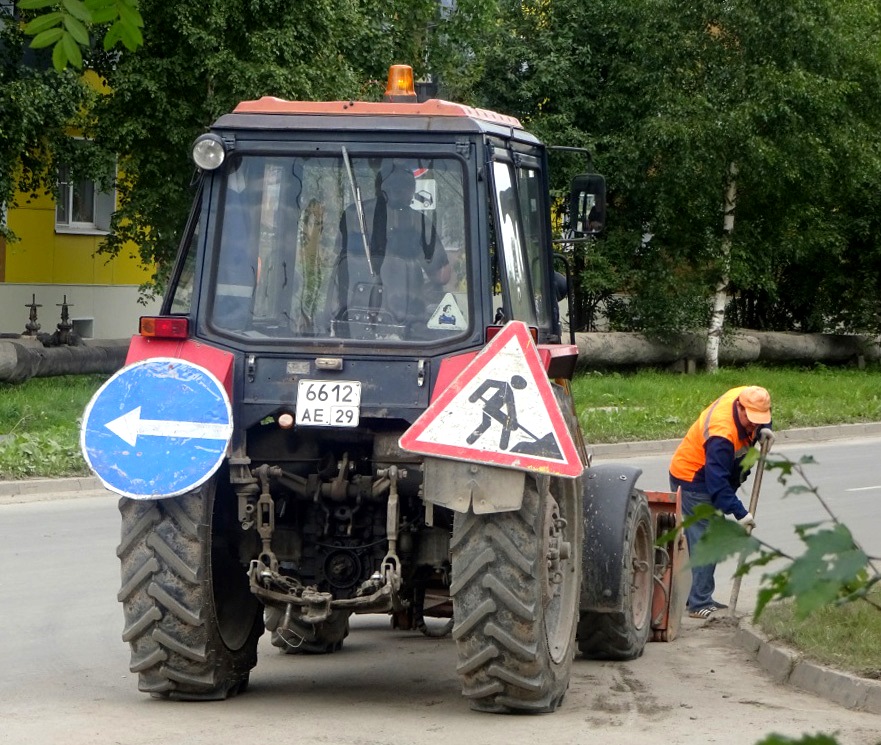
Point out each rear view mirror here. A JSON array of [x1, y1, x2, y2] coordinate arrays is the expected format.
[[569, 173, 606, 236]]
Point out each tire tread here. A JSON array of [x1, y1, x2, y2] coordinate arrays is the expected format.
[[117, 485, 261, 700], [451, 476, 579, 713]]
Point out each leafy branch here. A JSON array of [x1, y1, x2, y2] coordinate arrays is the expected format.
[[18, 0, 144, 71]]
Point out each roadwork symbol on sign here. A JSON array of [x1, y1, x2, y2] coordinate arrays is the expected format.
[[399, 321, 583, 477], [80, 357, 233, 499]]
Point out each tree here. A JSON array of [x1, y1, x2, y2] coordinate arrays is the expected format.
[[0, 5, 111, 244], [467, 0, 881, 348], [6, 0, 499, 287]]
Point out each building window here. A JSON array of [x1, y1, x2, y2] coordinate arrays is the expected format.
[[56, 162, 116, 233]]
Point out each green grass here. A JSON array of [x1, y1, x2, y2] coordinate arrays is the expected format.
[[758, 590, 881, 679], [0, 375, 107, 479], [571, 363, 881, 443], [3, 364, 881, 479]]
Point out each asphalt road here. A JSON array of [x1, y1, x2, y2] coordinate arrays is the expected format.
[[2, 437, 880, 745]]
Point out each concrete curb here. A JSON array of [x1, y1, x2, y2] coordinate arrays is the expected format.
[[0, 474, 108, 505], [735, 621, 881, 714], [0, 474, 103, 497]]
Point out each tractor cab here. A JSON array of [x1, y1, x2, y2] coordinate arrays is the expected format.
[[166, 83, 565, 359]]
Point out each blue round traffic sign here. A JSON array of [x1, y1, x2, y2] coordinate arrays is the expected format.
[[80, 357, 233, 499]]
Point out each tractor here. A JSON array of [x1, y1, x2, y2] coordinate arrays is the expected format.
[[81, 64, 687, 713]]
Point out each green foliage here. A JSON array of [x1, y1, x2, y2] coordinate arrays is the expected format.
[[9, 0, 881, 335], [18, 0, 144, 70], [466, 0, 881, 336], [80, 0, 495, 286], [0, 5, 113, 244], [684, 503, 761, 567], [4, 1, 496, 286]]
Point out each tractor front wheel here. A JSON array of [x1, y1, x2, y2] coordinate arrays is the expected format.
[[450, 473, 582, 713], [578, 489, 653, 660]]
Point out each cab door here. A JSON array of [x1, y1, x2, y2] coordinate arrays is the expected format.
[[487, 147, 556, 340]]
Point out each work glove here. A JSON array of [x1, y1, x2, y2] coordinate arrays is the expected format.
[[737, 512, 756, 530]]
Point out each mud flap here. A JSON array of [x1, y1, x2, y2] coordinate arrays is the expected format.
[[422, 456, 525, 513], [580, 463, 643, 612], [644, 488, 690, 642]]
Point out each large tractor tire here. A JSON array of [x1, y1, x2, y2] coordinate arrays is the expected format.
[[268, 609, 351, 654], [117, 476, 263, 700], [450, 473, 582, 713], [578, 489, 653, 660]]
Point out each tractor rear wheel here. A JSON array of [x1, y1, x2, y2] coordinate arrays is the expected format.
[[450, 473, 582, 713], [577, 489, 653, 660], [117, 476, 263, 699]]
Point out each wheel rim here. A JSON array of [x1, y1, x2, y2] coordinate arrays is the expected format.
[[630, 514, 653, 631], [544, 482, 578, 664]]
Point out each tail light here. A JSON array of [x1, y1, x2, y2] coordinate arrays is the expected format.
[[139, 316, 189, 339]]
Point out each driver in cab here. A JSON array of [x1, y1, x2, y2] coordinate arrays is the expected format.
[[336, 166, 450, 330]]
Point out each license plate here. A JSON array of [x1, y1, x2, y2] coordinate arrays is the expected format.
[[296, 380, 361, 427]]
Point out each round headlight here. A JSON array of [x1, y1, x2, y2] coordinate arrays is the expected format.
[[192, 133, 226, 170]]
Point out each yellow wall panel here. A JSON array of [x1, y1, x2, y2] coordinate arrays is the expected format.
[[111, 249, 154, 284], [6, 206, 55, 282], [5, 194, 153, 286], [53, 234, 103, 283]]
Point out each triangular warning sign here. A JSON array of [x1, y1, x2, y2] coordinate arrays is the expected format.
[[399, 321, 583, 478], [427, 292, 468, 331]]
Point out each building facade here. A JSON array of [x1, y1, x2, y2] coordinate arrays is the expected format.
[[1, 184, 160, 340]]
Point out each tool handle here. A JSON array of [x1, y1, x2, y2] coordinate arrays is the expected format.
[[728, 431, 774, 616]]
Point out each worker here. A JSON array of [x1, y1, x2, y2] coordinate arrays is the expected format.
[[669, 385, 773, 619]]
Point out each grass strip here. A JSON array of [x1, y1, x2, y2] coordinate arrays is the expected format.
[[2, 363, 881, 478], [758, 590, 881, 680]]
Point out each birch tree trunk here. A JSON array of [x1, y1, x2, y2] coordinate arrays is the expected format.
[[705, 162, 738, 373]]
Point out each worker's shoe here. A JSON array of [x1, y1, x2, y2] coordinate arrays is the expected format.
[[688, 605, 720, 619]]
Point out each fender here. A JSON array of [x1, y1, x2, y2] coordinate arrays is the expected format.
[[430, 344, 579, 402], [126, 335, 235, 396], [580, 463, 643, 612]]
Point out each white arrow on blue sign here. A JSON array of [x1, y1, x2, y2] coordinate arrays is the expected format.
[[80, 357, 234, 499]]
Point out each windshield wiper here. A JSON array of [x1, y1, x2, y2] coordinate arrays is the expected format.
[[341, 146, 375, 276]]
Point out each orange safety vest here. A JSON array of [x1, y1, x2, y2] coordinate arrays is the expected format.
[[669, 387, 754, 483]]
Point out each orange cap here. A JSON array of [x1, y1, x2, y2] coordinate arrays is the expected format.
[[738, 386, 772, 424]]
